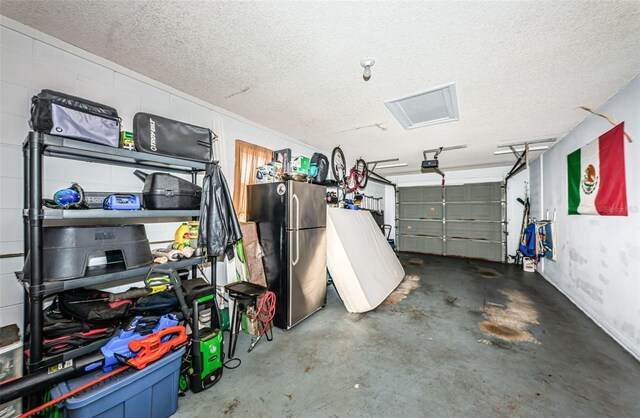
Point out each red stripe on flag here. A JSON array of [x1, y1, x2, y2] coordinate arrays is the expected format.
[[595, 122, 627, 216]]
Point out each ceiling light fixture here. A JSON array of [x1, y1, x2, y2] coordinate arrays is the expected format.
[[494, 146, 549, 155], [376, 163, 408, 169], [360, 57, 375, 80]]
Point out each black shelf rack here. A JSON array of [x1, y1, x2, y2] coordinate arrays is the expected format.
[[18, 256, 206, 298], [21, 131, 210, 376]]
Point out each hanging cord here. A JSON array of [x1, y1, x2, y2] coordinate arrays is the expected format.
[[19, 366, 129, 418], [256, 291, 276, 342]]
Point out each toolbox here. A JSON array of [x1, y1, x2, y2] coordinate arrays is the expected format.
[[134, 170, 201, 210], [51, 347, 184, 418]]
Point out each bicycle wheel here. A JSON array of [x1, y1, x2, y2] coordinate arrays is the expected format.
[[331, 146, 347, 185], [355, 158, 369, 189]]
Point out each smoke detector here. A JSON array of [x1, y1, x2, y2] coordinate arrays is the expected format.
[[361, 57, 375, 80]]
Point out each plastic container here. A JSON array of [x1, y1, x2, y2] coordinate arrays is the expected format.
[[523, 257, 536, 272], [22, 225, 153, 281], [134, 170, 201, 210], [174, 223, 190, 245], [51, 347, 184, 418], [188, 221, 199, 248]]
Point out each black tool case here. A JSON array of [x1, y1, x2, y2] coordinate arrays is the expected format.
[[22, 225, 153, 281], [134, 170, 201, 210]]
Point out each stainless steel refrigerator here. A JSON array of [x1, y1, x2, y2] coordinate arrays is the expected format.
[[246, 181, 327, 329]]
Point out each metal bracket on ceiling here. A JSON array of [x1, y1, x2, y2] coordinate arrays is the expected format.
[[367, 158, 399, 172], [421, 144, 467, 179], [499, 138, 556, 181]]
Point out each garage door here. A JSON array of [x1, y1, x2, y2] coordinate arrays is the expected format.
[[397, 182, 505, 262]]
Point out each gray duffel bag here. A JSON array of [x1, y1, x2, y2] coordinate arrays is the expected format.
[[30, 89, 121, 147]]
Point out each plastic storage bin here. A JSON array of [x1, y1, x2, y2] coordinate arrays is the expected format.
[[51, 347, 184, 418]]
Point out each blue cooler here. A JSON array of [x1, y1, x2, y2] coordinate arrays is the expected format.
[[51, 347, 184, 418]]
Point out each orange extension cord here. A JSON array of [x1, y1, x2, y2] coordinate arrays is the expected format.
[[19, 366, 129, 418]]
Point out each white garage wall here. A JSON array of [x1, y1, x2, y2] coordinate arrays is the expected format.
[[530, 76, 640, 360], [0, 17, 385, 330]]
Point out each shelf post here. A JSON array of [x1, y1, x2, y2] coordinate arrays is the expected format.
[[22, 142, 31, 347], [27, 132, 44, 370]]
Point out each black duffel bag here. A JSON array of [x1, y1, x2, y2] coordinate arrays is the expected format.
[[30, 89, 120, 147], [58, 288, 133, 324], [134, 113, 216, 163]]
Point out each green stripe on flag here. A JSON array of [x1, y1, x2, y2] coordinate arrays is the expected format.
[[567, 148, 581, 214]]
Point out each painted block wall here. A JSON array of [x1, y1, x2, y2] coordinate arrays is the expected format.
[[0, 18, 386, 330], [530, 76, 640, 360]]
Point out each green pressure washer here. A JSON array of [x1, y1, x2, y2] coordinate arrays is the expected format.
[[179, 286, 224, 393]]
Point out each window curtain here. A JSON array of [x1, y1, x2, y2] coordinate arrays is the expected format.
[[233, 139, 273, 222]]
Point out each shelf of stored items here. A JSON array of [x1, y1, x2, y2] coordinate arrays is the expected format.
[[30, 133, 207, 173], [22, 131, 209, 376], [17, 256, 205, 298], [32, 208, 200, 220], [22, 256, 206, 371]]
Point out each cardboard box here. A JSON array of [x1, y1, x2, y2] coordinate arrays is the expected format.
[[240, 222, 267, 287], [1, 324, 22, 418]]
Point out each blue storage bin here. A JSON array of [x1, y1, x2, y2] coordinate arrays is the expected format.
[[51, 347, 184, 418]]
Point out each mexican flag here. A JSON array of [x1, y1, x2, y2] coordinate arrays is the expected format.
[[567, 122, 627, 216]]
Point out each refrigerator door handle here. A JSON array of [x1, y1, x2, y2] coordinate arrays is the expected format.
[[291, 193, 300, 230], [291, 229, 300, 266]]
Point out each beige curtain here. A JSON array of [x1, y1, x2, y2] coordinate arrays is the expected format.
[[233, 139, 273, 221]]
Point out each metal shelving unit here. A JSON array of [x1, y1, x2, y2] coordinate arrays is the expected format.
[[21, 131, 210, 378], [17, 256, 205, 297], [35, 208, 200, 220]]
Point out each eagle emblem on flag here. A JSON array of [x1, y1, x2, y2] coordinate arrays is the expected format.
[[581, 164, 598, 195]]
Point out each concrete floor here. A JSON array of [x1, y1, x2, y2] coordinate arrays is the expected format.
[[174, 253, 640, 417]]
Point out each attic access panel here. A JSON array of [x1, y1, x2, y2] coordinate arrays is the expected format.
[[385, 83, 459, 130]]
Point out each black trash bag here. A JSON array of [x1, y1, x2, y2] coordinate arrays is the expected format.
[[310, 153, 329, 184]]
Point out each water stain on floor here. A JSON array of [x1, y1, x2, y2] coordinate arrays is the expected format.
[[408, 258, 424, 266], [476, 267, 502, 278], [444, 296, 458, 306], [479, 322, 527, 339], [223, 398, 240, 415], [479, 289, 540, 344], [381, 275, 420, 305]]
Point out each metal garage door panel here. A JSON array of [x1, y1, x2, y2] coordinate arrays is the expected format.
[[446, 202, 502, 221], [399, 235, 443, 254], [399, 186, 442, 203], [446, 183, 502, 201], [446, 239, 502, 261], [446, 221, 502, 241], [399, 203, 443, 219], [400, 220, 443, 236]]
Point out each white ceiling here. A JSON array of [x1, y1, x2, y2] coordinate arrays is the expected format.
[[2, 1, 639, 174]]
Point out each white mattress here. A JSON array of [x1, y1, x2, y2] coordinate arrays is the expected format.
[[327, 208, 405, 313]]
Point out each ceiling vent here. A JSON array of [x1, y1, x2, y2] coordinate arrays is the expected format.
[[385, 83, 459, 130]]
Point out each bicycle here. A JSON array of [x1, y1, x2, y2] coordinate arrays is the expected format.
[[331, 146, 368, 196]]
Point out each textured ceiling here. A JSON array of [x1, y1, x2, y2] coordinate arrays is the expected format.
[[2, 1, 639, 174]]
